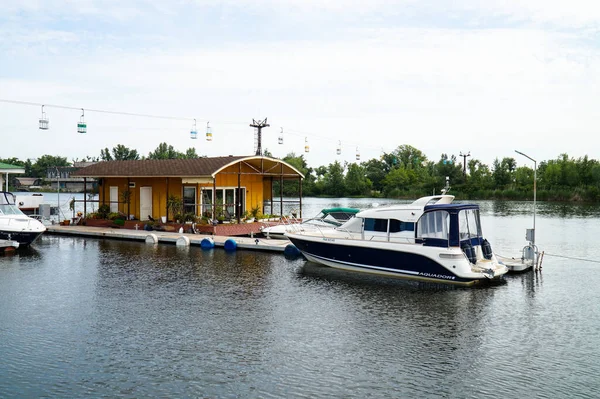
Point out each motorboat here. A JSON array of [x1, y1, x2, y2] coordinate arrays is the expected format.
[[0, 192, 46, 246], [16, 193, 44, 215], [285, 195, 508, 286], [261, 207, 360, 239]]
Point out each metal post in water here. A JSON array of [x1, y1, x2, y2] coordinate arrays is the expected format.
[[515, 150, 536, 247], [515, 150, 539, 270]]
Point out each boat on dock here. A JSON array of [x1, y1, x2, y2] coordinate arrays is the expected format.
[[15, 193, 44, 215], [285, 194, 508, 286], [0, 192, 46, 246], [261, 207, 360, 239]]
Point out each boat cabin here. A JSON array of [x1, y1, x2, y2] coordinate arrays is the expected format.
[[338, 202, 485, 249]]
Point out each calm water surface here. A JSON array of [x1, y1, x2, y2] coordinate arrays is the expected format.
[[1, 197, 600, 398]]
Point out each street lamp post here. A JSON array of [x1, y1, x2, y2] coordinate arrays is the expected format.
[[459, 151, 471, 176], [515, 150, 536, 246]]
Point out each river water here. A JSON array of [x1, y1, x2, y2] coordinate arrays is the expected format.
[[1, 196, 599, 398]]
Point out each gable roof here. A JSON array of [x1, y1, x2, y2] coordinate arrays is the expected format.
[[15, 177, 41, 186], [0, 162, 25, 174], [72, 155, 304, 179]]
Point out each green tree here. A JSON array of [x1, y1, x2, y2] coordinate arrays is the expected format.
[[30, 155, 70, 178], [362, 158, 388, 192], [436, 154, 463, 186], [466, 159, 493, 195], [492, 157, 516, 188], [392, 145, 427, 169], [100, 148, 112, 161], [148, 143, 183, 159], [113, 145, 140, 160], [101, 145, 140, 161], [281, 152, 314, 196], [345, 163, 372, 196], [514, 166, 534, 190], [263, 149, 274, 158], [183, 147, 200, 159], [323, 161, 345, 196], [382, 167, 414, 196]]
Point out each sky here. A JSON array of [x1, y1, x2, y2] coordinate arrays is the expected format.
[[1, 0, 598, 170]]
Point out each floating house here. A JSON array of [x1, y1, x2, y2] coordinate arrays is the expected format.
[[72, 156, 304, 223]]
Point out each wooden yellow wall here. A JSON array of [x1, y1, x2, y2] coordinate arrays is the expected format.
[[97, 168, 267, 220], [98, 177, 182, 220]]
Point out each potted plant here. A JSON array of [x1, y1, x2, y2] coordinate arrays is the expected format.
[[166, 195, 183, 222], [97, 204, 110, 219], [249, 205, 261, 222]]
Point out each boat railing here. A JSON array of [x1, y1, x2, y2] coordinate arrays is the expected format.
[[307, 224, 418, 244], [261, 214, 301, 234], [363, 234, 416, 244]]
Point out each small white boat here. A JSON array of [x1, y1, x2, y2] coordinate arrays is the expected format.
[[286, 195, 508, 286], [16, 193, 44, 215], [0, 192, 46, 246], [261, 207, 360, 239]]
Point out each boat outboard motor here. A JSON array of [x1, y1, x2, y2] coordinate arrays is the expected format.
[[461, 242, 477, 264], [481, 239, 493, 260]]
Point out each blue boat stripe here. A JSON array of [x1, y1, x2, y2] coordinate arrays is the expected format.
[[308, 252, 421, 276]]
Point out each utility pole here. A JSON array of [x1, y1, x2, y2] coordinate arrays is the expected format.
[[459, 151, 470, 176], [250, 118, 270, 156]]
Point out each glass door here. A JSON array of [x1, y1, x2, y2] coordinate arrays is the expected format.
[[225, 189, 235, 218], [183, 186, 196, 215]]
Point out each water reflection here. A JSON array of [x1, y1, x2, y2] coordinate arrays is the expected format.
[[478, 199, 600, 219], [3, 199, 600, 398], [295, 262, 510, 397]]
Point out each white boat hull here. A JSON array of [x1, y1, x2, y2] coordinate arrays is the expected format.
[[287, 233, 508, 286]]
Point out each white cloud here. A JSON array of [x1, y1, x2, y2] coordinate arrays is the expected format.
[[0, 1, 599, 167]]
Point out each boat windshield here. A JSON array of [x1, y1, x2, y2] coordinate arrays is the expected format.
[[417, 210, 450, 240], [0, 192, 26, 216], [305, 209, 357, 227], [458, 208, 482, 240]]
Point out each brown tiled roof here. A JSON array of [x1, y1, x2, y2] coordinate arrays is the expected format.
[[71, 155, 304, 178], [72, 156, 249, 177]]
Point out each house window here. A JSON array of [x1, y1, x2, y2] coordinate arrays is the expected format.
[[200, 187, 246, 219], [183, 186, 197, 215]]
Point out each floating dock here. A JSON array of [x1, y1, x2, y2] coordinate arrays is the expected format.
[[45, 225, 291, 253]]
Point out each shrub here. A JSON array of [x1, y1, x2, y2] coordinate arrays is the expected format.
[[97, 204, 110, 219], [107, 212, 120, 220]]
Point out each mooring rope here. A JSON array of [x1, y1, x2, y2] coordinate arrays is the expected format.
[[543, 253, 600, 264]]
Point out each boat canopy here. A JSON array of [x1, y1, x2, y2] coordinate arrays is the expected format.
[[0, 192, 16, 205], [321, 207, 360, 215], [424, 203, 479, 212], [419, 203, 482, 247]]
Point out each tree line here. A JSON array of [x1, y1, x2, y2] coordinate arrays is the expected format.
[[3, 143, 600, 201]]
